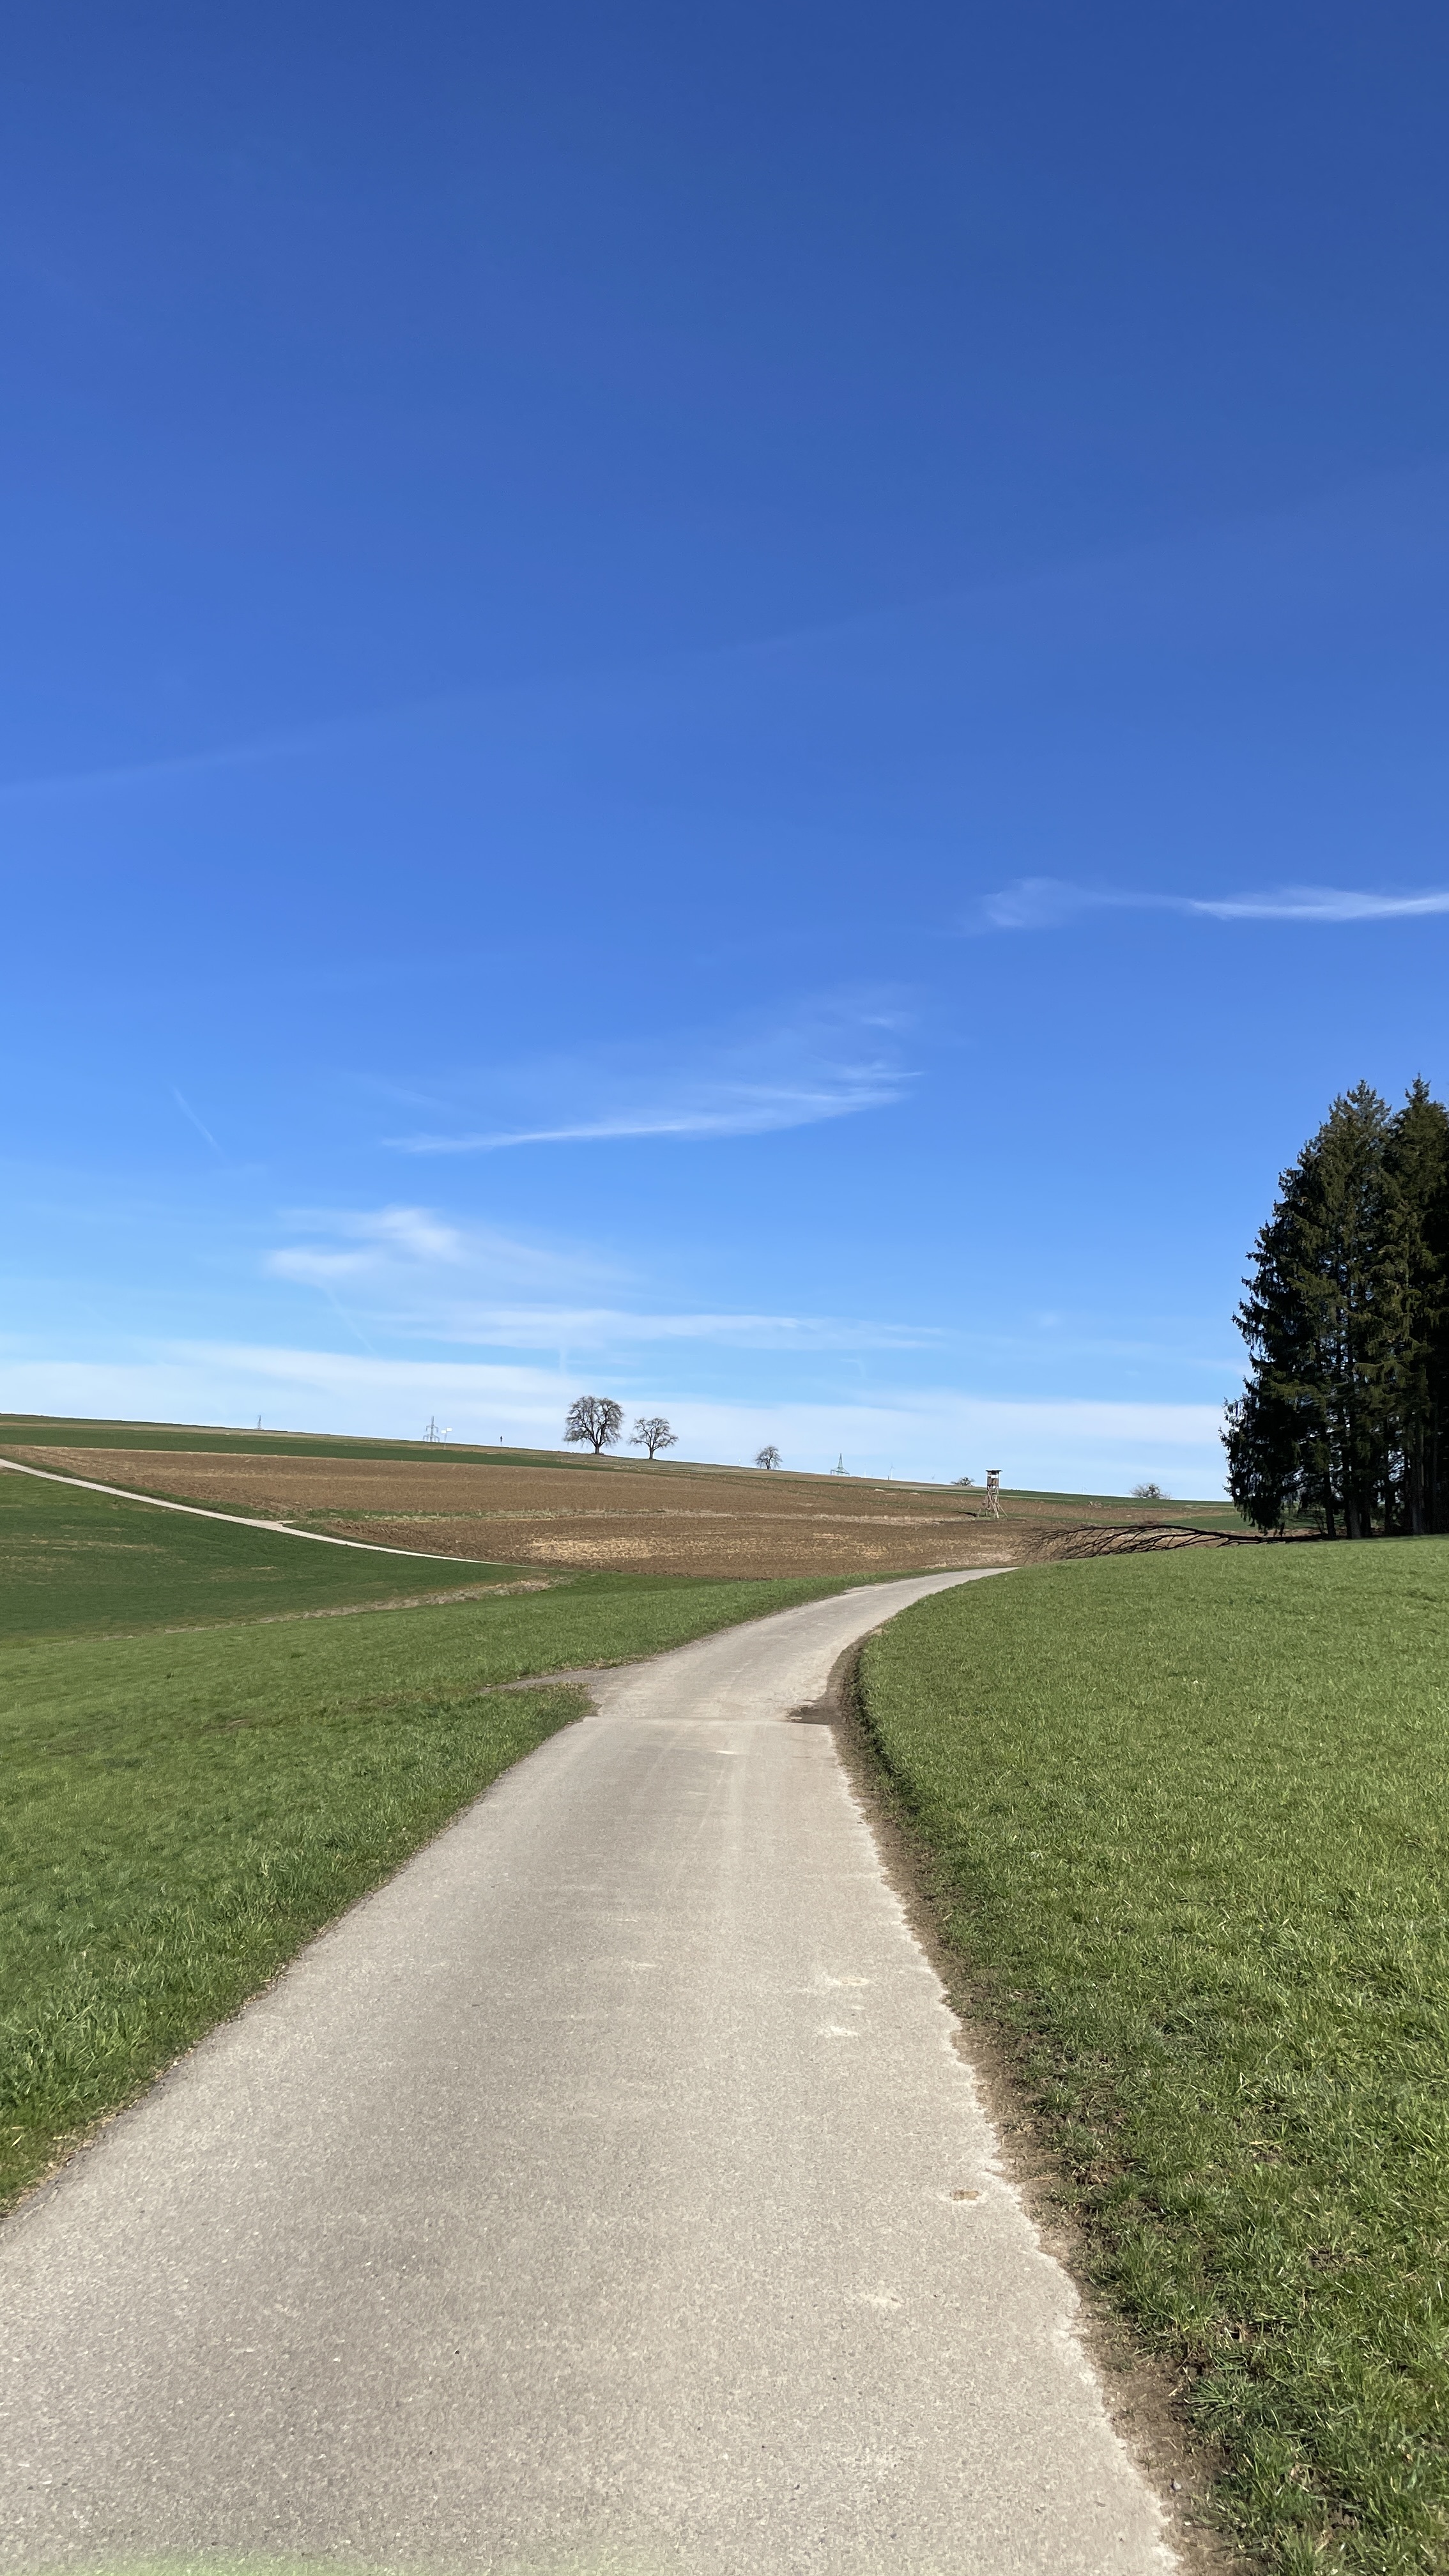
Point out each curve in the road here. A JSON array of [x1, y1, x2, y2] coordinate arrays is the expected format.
[[0, 1570, 1174, 2576]]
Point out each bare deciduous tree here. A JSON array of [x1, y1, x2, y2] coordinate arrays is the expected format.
[[564, 1395, 624, 1454], [755, 1444, 781, 1469], [631, 1414, 677, 1460], [1131, 1480, 1167, 1501]]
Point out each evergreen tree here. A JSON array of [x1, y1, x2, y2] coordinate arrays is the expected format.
[[1222, 1379, 1301, 1534], [1227, 1081, 1449, 1537], [1227, 1085, 1400, 1536], [1382, 1080, 1449, 1532], [1308, 1084, 1395, 1536]]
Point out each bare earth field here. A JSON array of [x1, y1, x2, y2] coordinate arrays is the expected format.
[[6, 1443, 1243, 1579]]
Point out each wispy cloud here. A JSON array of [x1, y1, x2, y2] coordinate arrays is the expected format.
[[383, 999, 915, 1155], [0, 726, 314, 806], [172, 1089, 222, 1153], [264, 1206, 597, 1292], [403, 1305, 939, 1353], [1187, 887, 1449, 921], [972, 880, 1106, 931], [397, 1079, 904, 1153], [0, 1341, 1230, 1490], [263, 1204, 933, 1356], [972, 877, 1449, 932]]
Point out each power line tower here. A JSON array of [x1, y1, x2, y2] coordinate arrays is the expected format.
[[424, 1416, 441, 1443], [982, 1468, 1002, 1518], [832, 1453, 847, 1476]]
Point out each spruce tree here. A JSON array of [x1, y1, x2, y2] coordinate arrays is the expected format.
[[1310, 1084, 1395, 1536], [1225, 1147, 1328, 1533], [1383, 1080, 1449, 1532], [1227, 1085, 1395, 1536], [1227, 1080, 1449, 1537]]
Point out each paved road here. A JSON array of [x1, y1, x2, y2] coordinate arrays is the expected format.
[[0, 1574, 1173, 2575]]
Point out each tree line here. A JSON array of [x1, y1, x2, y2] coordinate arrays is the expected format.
[[1226, 1079, 1449, 1537]]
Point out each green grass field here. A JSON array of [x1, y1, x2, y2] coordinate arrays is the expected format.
[[859, 1544, 1449, 2575], [0, 1458, 532, 1640], [0, 1468, 853, 2210]]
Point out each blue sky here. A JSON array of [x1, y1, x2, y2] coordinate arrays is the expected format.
[[5, 1, 1449, 1491]]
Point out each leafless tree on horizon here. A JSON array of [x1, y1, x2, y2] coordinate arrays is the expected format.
[[564, 1395, 624, 1454]]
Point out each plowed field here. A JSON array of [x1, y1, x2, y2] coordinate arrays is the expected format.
[[12, 1446, 1022, 1578]]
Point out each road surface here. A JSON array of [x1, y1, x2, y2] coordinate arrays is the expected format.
[[0, 1572, 1173, 2574]]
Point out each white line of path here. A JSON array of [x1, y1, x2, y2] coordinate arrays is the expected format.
[[0, 1454, 496, 1566]]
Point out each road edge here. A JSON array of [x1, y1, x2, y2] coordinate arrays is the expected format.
[[816, 1623, 1243, 2576]]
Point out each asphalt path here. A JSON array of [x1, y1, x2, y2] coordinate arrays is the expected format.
[[1, 1572, 1174, 2575]]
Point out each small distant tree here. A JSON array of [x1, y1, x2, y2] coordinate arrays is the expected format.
[[952, 1474, 976, 1487], [1131, 1481, 1167, 1501], [631, 1413, 677, 1460], [755, 1444, 781, 1470], [564, 1394, 624, 1454]]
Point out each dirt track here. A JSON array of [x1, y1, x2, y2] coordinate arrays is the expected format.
[[8, 1445, 1244, 1579]]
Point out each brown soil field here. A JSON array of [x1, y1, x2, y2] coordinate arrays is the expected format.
[[7, 1445, 1242, 1580]]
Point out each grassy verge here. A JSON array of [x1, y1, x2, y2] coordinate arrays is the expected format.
[[2, 1468, 855, 2209], [859, 1544, 1449, 2575]]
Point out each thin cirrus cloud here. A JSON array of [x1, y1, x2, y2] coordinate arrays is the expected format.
[[383, 1007, 914, 1155], [397, 1305, 939, 1354], [263, 1208, 933, 1355], [394, 1082, 903, 1154], [973, 878, 1449, 931], [264, 1206, 607, 1292]]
